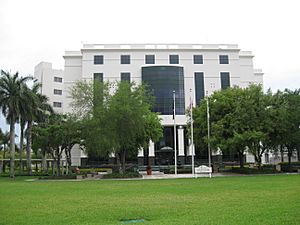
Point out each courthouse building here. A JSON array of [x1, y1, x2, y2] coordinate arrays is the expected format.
[[35, 44, 263, 166]]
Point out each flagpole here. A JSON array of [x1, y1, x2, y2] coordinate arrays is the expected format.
[[206, 91, 212, 172], [190, 89, 195, 178], [173, 90, 177, 176]]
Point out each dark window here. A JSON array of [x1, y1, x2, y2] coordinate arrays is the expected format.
[[142, 66, 185, 115], [220, 72, 230, 89], [121, 55, 131, 64], [54, 76, 63, 83], [53, 102, 62, 108], [194, 72, 205, 105], [219, 55, 229, 64], [121, 72, 131, 82], [93, 73, 103, 82], [169, 55, 179, 64], [53, 89, 62, 95], [145, 55, 155, 64], [193, 55, 203, 64], [94, 55, 104, 64]]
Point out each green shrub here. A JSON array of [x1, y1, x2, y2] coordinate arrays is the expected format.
[[38, 175, 76, 180], [228, 167, 279, 174], [102, 172, 141, 179], [79, 168, 112, 174], [279, 161, 300, 172]]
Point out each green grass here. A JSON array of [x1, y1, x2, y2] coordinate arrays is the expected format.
[[0, 175, 299, 225]]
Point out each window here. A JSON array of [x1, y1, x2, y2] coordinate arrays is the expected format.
[[121, 72, 130, 82], [220, 72, 230, 89], [93, 73, 103, 82], [53, 102, 62, 108], [145, 55, 155, 64], [193, 55, 203, 64], [121, 55, 131, 64], [169, 55, 179, 64], [53, 89, 62, 95], [94, 55, 104, 64], [142, 66, 185, 115], [219, 55, 229, 64], [54, 76, 63, 83], [194, 72, 205, 105]]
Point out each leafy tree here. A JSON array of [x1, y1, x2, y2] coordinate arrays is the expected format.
[[281, 89, 300, 169], [60, 114, 82, 174], [193, 86, 249, 167], [72, 80, 163, 173], [0, 70, 32, 178], [193, 85, 275, 168]]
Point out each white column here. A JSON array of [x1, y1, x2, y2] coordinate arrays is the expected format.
[[178, 126, 185, 156], [138, 147, 144, 157], [149, 140, 155, 157]]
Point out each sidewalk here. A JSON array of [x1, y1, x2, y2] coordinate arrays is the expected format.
[[141, 172, 241, 179]]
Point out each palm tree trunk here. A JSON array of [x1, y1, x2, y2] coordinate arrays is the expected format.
[[121, 150, 126, 174], [19, 123, 25, 174], [42, 151, 47, 174], [26, 121, 33, 175], [9, 118, 16, 178], [3, 147, 6, 173]]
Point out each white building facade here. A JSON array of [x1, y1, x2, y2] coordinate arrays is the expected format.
[[36, 44, 264, 166]]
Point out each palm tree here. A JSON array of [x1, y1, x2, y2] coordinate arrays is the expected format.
[[24, 81, 53, 175], [0, 70, 32, 178]]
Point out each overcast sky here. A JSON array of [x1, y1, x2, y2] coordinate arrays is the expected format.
[[1, 0, 300, 130]]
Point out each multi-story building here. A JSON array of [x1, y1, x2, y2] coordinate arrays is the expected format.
[[34, 62, 64, 114], [36, 44, 264, 166]]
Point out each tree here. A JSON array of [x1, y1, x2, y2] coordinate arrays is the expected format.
[[60, 114, 82, 174], [193, 85, 275, 168], [280, 89, 300, 170], [72, 80, 163, 174], [0, 70, 32, 178], [193, 86, 248, 167], [0, 131, 10, 172]]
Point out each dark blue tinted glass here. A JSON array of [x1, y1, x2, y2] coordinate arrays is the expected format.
[[94, 55, 103, 64], [121, 55, 131, 64], [220, 72, 230, 89], [193, 55, 203, 64], [219, 55, 229, 64], [194, 72, 205, 105], [169, 55, 179, 64], [142, 66, 185, 115], [121, 72, 130, 82], [145, 55, 155, 64]]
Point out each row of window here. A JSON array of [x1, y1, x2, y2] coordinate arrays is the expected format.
[[93, 71, 230, 106], [93, 73, 131, 82], [195, 72, 230, 104], [94, 54, 229, 65], [54, 76, 63, 83], [54, 89, 62, 95], [53, 102, 62, 108]]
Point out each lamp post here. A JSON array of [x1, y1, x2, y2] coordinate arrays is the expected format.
[[206, 91, 212, 169], [190, 89, 195, 177], [173, 90, 177, 176]]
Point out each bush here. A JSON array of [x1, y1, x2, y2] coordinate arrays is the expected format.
[[227, 167, 279, 174], [167, 168, 192, 174], [38, 175, 76, 180], [279, 161, 300, 172], [78, 168, 112, 175], [102, 172, 141, 179]]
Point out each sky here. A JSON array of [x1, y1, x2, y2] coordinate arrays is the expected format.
[[0, 0, 300, 130]]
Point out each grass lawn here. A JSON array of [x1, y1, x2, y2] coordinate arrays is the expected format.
[[0, 175, 299, 225]]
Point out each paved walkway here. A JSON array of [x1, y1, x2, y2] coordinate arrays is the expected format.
[[141, 172, 243, 179]]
